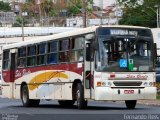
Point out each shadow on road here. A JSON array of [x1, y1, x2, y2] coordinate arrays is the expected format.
[[10, 103, 145, 111]]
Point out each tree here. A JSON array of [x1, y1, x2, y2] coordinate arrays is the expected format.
[[67, 0, 94, 16], [117, 0, 160, 28], [0, 1, 11, 11]]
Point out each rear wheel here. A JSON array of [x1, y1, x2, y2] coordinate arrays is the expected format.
[[21, 85, 40, 107], [125, 100, 137, 109], [58, 100, 75, 106], [76, 83, 87, 109]]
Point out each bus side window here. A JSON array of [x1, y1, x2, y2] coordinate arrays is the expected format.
[[37, 43, 46, 65], [71, 37, 84, 62], [17, 47, 26, 68], [59, 39, 70, 63], [27, 45, 36, 67], [47, 41, 58, 64], [3, 50, 9, 70]]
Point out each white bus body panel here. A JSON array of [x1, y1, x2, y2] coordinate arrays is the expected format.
[[94, 72, 156, 101], [2, 70, 81, 100]]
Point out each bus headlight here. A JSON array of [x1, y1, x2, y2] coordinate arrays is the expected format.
[[108, 82, 112, 86], [143, 82, 148, 86], [149, 82, 153, 86], [102, 82, 106, 86], [149, 82, 156, 87], [97, 82, 102, 87], [143, 82, 155, 87], [96, 82, 106, 87]]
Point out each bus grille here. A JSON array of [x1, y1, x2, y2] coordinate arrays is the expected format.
[[113, 81, 142, 86]]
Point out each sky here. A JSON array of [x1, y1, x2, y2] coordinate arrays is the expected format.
[[93, 0, 116, 8]]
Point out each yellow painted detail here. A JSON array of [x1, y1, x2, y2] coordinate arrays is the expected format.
[[28, 71, 68, 90]]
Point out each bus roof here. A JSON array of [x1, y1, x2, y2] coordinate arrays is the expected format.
[[3, 25, 150, 50]]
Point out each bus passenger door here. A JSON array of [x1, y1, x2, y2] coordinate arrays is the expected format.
[[84, 34, 94, 99], [10, 49, 16, 98]]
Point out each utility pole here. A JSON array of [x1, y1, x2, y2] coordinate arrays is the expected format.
[[19, 2, 24, 41], [149, 5, 159, 28], [157, 7, 159, 28], [156, 6, 160, 28], [100, 0, 103, 25], [37, 0, 42, 26], [83, 0, 87, 28], [115, 0, 118, 25]]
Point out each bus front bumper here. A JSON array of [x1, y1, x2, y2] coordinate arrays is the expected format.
[[95, 87, 157, 101]]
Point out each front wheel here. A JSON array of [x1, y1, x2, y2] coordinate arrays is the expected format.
[[125, 100, 137, 109], [76, 83, 87, 109]]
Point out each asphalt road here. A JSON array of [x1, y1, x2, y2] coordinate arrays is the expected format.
[[0, 97, 159, 120]]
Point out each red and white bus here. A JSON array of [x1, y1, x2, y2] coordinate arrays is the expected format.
[[1, 25, 157, 109]]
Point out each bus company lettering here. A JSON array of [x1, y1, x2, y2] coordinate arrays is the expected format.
[[126, 74, 148, 79], [15, 69, 31, 77]]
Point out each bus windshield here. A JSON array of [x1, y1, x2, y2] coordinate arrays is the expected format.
[[96, 28, 154, 72]]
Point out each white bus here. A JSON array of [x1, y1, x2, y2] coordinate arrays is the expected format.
[[2, 25, 156, 109]]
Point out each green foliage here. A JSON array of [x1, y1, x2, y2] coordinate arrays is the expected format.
[[0, 1, 11, 11], [67, 0, 94, 15], [67, 0, 82, 15], [12, 17, 23, 27], [49, 9, 58, 17], [117, 0, 160, 27], [12, 17, 28, 27], [157, 95, 160, 100]]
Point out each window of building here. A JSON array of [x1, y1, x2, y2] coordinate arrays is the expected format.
[[59, 39, 70, 63], [27, 45, 36, 67], [47, 41, 58, 64], [37, 43, 46, 65], [17, 47, 26, 68], [3, 50, 9, 70], [71, 37, 84, 62]]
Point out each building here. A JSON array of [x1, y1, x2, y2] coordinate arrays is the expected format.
[[0, 12, 15, 27], [93, 0, 115, 9], [66, 4, 122, 27]]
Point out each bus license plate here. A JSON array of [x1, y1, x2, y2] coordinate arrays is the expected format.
[[124, 90, 134, 94]]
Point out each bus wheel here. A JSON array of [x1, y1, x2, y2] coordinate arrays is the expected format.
[[21, 85, 31, 107], [21, 85, 40, 107], [58, 100, 75, 106], [76, 83, 87, 109], [125, 100, 137, 109]]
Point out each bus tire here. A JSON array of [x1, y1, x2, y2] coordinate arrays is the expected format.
[[76, 83, 87, 109], [58, 100, 75, 106], [21, 85, 31, 107], [21, 85, 40, 107], [125, 100, 137, 109]]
